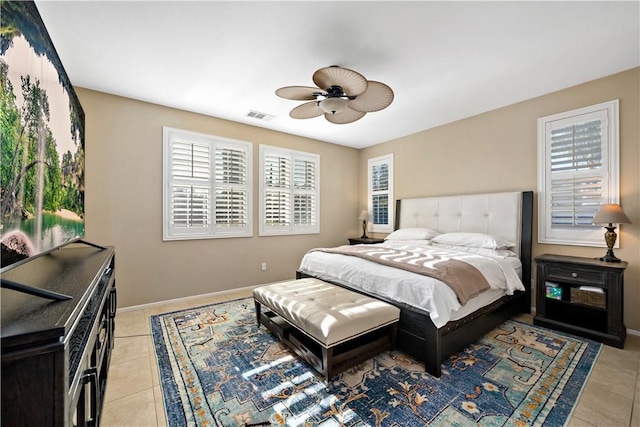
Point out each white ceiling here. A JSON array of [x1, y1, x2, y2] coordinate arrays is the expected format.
[[35, 1, 639, 149]]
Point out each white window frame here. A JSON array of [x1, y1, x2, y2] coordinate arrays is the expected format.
[[259, 145, 320, 236], [163, 127, 252, 240], [537, 100, 620, 247], [368, 153, 394, 233]]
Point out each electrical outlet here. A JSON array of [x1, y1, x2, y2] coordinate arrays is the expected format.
[[261, 262, 267, 271]]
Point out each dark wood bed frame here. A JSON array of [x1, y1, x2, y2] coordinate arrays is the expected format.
[[297, 191, 533, 377]]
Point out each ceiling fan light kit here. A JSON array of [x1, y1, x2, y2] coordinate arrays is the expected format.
[[319, 97, 347, 114], [276, 65, 393, 124]]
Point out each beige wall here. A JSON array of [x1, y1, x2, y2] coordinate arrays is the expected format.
[[78, 68, 639, 330], [77, 88, 360, 308], [359, 68, 640, 331]]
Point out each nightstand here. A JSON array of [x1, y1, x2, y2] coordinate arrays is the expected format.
[[533, 254, 627, 348], [348, 237, 385, 245]]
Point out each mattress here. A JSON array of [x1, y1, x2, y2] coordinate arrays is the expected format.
[[299, 241, 524, 329]]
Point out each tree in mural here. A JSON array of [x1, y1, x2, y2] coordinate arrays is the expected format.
[[0, 59, 20, 211], [0, 58, 24, 218], [1, 65, 50, 218], [1, 62, 80, 221], [61, 147, 83, 214]]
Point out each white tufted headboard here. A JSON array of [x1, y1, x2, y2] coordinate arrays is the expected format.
[[395, 191, 532, 258], [395, 191, 533, 302]]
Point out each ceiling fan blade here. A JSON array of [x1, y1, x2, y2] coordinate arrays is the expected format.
[[276, 86, 320, 101], [290, 101, 323, 119], [348, 81, 394, 113], [313, 66, 368, 96], [325, 106, 366, 124]]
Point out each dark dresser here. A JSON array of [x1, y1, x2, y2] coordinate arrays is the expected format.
[[1, 245, 116, 426]]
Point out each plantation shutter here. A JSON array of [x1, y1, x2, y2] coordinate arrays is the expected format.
[[215, 147, 248, 227], [260, 145, 320, 235], [549, 118, 605, 228], [371, 162, 389, 225], [293, 159, 316, 226], [170, 141, 211, 230], [537, 100, 619, 247], [163, 127, 252, 240], [368, 154, 393, 233], [264, 154, 291, 227]]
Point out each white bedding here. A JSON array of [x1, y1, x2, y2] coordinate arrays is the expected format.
[[298, 241, 525, 329]]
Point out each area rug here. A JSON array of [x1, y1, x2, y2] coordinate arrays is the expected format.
[[150, 298, 601, 427]]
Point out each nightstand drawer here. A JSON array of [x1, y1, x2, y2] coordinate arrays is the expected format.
[[546, 265, 606, 285]]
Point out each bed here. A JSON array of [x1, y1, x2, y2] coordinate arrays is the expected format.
[[296, 191, 533, 377]]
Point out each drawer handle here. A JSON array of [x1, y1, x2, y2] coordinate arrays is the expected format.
[[571, 272, 578, 278]]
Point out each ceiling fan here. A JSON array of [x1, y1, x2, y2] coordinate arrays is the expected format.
[[276, 65, 394, 124]]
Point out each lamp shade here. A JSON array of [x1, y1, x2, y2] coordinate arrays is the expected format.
[[359, 210, 370, 220], [319, 98, 347, 115], [592, 204, 632, 225]]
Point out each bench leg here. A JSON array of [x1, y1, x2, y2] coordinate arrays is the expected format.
[[322, 346, 334, 381], [389, 323, 398, 350], [254, 299, 261, 327]]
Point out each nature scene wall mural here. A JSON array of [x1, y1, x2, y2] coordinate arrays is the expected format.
[[0, 1, 85, 269]]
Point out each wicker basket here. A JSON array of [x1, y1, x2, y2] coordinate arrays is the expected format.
[[570, 288, 605, 309]]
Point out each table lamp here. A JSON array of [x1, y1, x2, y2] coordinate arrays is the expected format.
[[359, 210, 370, 238], [592, 204, 631, 262]]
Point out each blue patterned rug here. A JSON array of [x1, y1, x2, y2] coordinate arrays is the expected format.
[[150, 298, 601, 426]]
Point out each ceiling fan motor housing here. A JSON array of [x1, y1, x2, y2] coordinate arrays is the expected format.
[[325, 85, 349, 97]]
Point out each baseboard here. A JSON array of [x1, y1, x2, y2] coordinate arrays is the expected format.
[[116, 283, 259, 313], [116, 279, 299, 313]]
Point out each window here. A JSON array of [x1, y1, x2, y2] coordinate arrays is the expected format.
[[163, 127, 252, 240], [537, 100, 619, 246], [259, 145, 320, 236], [368, 154, 394, 233]]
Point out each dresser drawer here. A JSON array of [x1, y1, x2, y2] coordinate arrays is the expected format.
[[546, 265, 606, 285]]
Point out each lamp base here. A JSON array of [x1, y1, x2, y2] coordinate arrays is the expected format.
[[599, 249, 622, 263]]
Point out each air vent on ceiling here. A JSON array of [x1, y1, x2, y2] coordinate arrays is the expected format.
[[246, 110, 275, 122]]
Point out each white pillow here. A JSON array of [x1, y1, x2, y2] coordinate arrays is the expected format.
[[385, 228, 440, 241], [431, 243, 518, 258], [431, 232, 515, 249]]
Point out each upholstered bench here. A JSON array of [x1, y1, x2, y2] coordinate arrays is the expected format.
[[253, 278, 400, 379]]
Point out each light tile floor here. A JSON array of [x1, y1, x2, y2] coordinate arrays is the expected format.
[[101, 292, 640, 426]]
